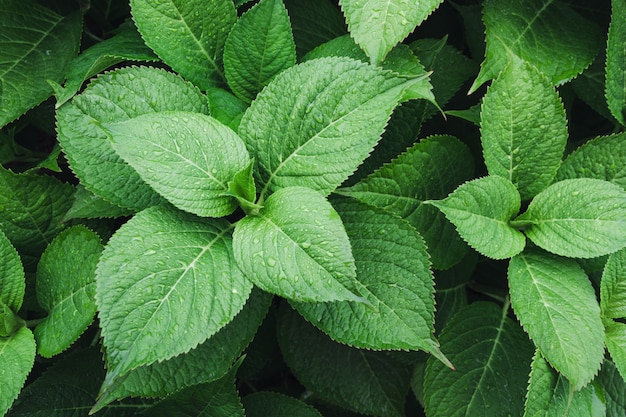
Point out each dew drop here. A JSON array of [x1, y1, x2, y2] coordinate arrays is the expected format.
[[267, 257, 277, 267]]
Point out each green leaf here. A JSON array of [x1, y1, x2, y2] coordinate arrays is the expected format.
[[51, 22, 159, 107], [0, 327, 36, 416], [518, 178, 626, 258], [277, 305, 411, 417], [103, 111, 250, 218], [606, 0, 626, 125], [284, 0, 347, 57], [233, 187, 362, 303], [0, 230, 25, 313], [605, 319, 626, 382], [433, 252, 476, 332], [600, 360, 626, 416], [57, 66, 207, 211], [0, 303, 22, 337], [224, 0, 296, 103], [130, 0, 236, 90], [238, 56, 426, 198], [471, 0, 603, 92], [423, 302, 534, 417], [243, 392, 323, 417], [555, 132, 626, 190], [339, 0, 444, 65], [223, 159, 262, 215], [205, 87, 247, 131], [524, 351, 606, 417], [94, 288, 271, 411], [508, 249, 604, 390], [426, 176, 525, 260], [292, 197, 446, 361], [481, 58, 568, 200], [337, 135, 474, 270], [96, 204, 252, 379], [0, 0, 82, 128], [601, 248, 626, 319], [34, 226, 103, 357], [0, 167, 75, 265], [62, 185, 134, 221], [572, 52, 618, 124]]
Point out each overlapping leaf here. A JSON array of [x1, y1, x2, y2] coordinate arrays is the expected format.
[[601, 360, 626, 415], [0, 230, 24, 315], [601, 248, 626, 319], [63, 185, 134, 221], [243, 392, 323, 417], [0, 327, 36, 416], [284, 0, 347, 57], [606, 0, 626, 125], [604, 320, 626, 382]]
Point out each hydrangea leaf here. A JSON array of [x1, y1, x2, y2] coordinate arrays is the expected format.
[[0, 0, 82, 128], [508, 249, 604, 390], [517, 178, 626, 258], [63, 185, 134, 221], [96, 205, 252, 380], [471, 0, 603, 93], [233, 187, 363, 303], [339, 0, 444, 65], [243, 392, 323, 417], [57, 66, 208, 211], [601, 248, 626, 319], [0, 327, 36, 416], [103, 111, 250, 218], [601, 359, 626, 415], [0, 230, 25, 314], [34, 226, 103, 358], [224, 0, 296, 103], [426, 176, 525, 260], [238, 56, 428, 198], [292, 197, 447, 365], [205, 87, 247, 131], [337, 135, 474, 270], [606, 0, 626, 125], [130, 0, 236, 90], [604, 319, 626, 382], [481, 58, 567, 200], [423, 302, 534, 417], [433, 252, 476, 332], [277, 305, 411, 417]]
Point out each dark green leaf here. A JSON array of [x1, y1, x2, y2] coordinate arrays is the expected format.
[[0, 230, 25, 313], [62, 185, 134, 221], [606, 0, 626, 125], [600, 360, 626, 416], [601, 248, 626, 319], [243, 392, 323, 417]]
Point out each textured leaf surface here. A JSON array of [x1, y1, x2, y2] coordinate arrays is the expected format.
[[605, 320, 626, 382], [205, 87, 247, 131], [103, 111, 250, 218], [34, 226, 102, 357], [508, 249, 604, 390], [284, 0, 347, 57], [606, 0, 626, 125], [277, 306, 411, 417], [224, 0, 296, 103], [427, 176, 525, 259], [339, 0, 443, 65], [243, 392, 323, 417], [63, 185, 134, 221], [481, 58, 567, 200], [337, 135, 474, 269], [601, 360, 626, 416], [0, 0, 81, 127], [57, 66, 207, 210], [524, 351, 605, 417], [423, 302, 534, 417], [238, 56, 425, 198], [0, 168, 74, 264], [292, 197, 442, 356], [601, 248, 626, 319], [471, 0, 603, 92], [96, 205, 252, 379], [233, 187, 361, 303], [130, 0, 236, 89], [0, 327, 36, 416], [0, 230, 25, 313], [519, 178, 626, 258], [555, 132, 626, 190]]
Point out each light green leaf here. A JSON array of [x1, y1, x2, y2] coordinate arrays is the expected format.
[[555, 132, 626, 190], [426, 176, 525, 260], [0, 167, 75, 265], [130, 0, 236, 90], [518, 178, 626, 258], [601, 248, 626, 319], [471, 0, 603, 92], [0, 303, 22, 337], [277, 305, 411, 417], [423, 302, 534, 417], [605, 319, 626, 382], [337, 135, 474, 270], [0, 0, 82, 128], [600, 359, 626, 416], [292, 197, 446, 362], [223, 159, 260, 215], [0, 327, 36, 416], [103, 111, 250, 218], [284, 0, 347, 57], [524, 351, 606, 417], [34, 226, 103, 357], [96, 205, 252, 380], [339, 0, 444, 65], [606, 0, 626, 125], [508, 249, 604, 390], [224, 0, 296, 103], [233, 187, 362, 303], [205, 87, 247, 131], [62, 184, 134, 221], [0, 230, 25, 313], [57, 66, 208, 211], [481, 58, 568, 200], [243, 392, 323, 417], [238, 56, 426, 198]]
